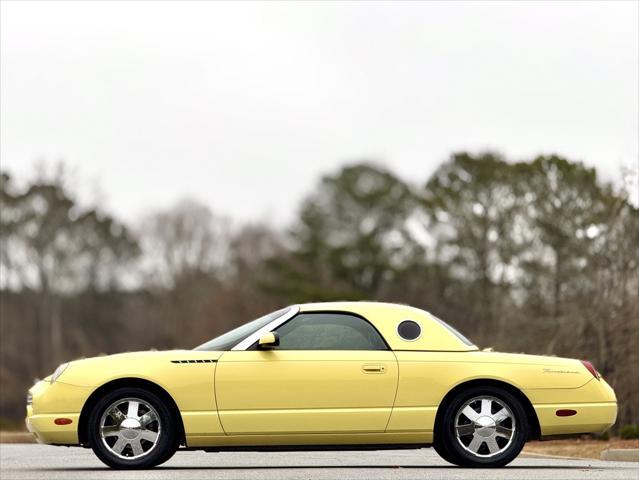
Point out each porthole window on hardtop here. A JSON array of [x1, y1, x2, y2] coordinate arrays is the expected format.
[[397, 320, 421, 341]]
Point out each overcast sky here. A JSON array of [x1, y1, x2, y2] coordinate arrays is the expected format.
[[1, 1, 637, 225]]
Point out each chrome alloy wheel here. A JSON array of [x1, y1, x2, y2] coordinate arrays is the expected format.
[[99, 397, 161, 460], [454, 396, 515, 458]]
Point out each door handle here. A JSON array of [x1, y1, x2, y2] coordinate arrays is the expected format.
[[362, 364, 386, 374]]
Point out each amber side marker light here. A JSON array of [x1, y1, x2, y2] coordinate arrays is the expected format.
[[556, 409, 577, 417], [54, 418, 72, 425]]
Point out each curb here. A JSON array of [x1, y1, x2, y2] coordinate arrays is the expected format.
[[0, 432, 35, 444], [521, 451, 592, 461], [601, 449, 639, 462]]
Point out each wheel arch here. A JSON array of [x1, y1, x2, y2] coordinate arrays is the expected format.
[[77, 377, 185, 447], [433, 378, 541, 442]]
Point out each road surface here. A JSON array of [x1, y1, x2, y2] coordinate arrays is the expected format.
[[0, 444, 637, 480]]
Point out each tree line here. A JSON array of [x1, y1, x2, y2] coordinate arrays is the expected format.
[[1, 153, 637, 430]]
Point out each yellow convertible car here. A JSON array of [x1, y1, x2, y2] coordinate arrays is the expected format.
[[26, 302, 617, 469]]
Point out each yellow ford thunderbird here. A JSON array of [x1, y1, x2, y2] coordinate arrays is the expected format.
[[26, 302, 617, 469]]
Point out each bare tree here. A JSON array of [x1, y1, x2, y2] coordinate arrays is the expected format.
[[138, 198, 230, 343], [139, 198, 229, 288], [0, 166, 137, 371]]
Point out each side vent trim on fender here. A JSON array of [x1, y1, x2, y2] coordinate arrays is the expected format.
[[170, 359, 217, 364]]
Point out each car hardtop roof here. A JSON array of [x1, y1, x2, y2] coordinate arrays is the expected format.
[[297, 301, 425, 315], [293, 302, 476, 351]]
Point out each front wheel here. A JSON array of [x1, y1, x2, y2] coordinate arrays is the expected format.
[[87, 387, 178, 469], [438, 386, 529, 467]]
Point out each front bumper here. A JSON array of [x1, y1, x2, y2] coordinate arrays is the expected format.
[[25, 406, 80, 445], [25, 379, 92, 445]]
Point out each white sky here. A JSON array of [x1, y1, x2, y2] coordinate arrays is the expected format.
[[1, 1, 637, 225]]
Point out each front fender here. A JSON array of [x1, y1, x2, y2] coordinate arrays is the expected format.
[[56, 350, 221, 413]]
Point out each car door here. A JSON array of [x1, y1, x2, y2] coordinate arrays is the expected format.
[[215, 311, 398, 435]]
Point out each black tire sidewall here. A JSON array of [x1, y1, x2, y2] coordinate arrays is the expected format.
[[442, 386, 529, 468], [87, 387, 176, 469], [433, 437, 461, 465]]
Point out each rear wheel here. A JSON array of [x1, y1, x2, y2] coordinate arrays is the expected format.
[[438, 386, 528, 467], [87, 387, 178, 469], [154, 430, 181, 466]]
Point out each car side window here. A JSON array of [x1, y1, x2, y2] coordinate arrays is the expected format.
[[273, 312, 387, 350]]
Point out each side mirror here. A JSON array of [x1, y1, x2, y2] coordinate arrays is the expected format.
[[258, 332, 280, 349]]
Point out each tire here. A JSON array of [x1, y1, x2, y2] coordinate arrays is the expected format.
[[433, 436, 461, 465], [87, 387, 178, 469], [154, 431, 181, 466], [438, 385, 529, 468]]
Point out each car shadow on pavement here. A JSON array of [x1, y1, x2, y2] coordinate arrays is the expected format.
[[32, 465, 614, 471]]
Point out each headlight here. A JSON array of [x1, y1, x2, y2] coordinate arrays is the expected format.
[[50, 363, 69, 383]]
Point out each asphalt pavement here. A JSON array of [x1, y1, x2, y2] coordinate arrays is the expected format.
[[1, 443, 637, 480]]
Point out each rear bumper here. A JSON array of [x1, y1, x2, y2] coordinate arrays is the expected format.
[[534, 401, 617, 436], [527, 378, 617, 437]]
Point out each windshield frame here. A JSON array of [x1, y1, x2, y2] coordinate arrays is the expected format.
[[231, 305, 299, 350], [193, 306, 299, 351]]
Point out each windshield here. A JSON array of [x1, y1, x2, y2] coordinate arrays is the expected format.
[[194, 307, 290, 351]]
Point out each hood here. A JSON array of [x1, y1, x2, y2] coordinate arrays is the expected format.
[[69, 349, 225, 365], [53, 349, 224, 387]]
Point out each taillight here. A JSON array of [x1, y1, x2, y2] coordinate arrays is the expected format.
[[581, 360, 601, 380]]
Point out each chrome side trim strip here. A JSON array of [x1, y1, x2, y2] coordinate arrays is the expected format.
[[231, 305, 300, 351]]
